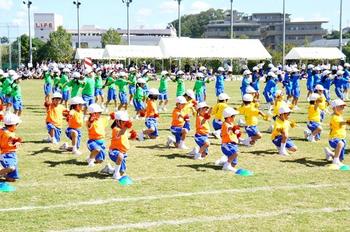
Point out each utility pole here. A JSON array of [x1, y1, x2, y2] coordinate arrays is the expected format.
[[282, 0, 286, 68], [23, 1, 32, 67], [230, 0, 233, 39], [122, 0, 133, 65], [339, 0, 343, 51], [73, 1, 81, 48], [8, 24, 12, 69]]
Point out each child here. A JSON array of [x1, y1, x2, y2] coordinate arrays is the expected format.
[[59, 68, 70, 108], [158, 70, 169, 112], [304, 93, 322, 142], [173, 70, 186, 97], [103, 70, 117, 112], [94, 68, 104, 105], [282, 67, 293, 104], [44, 92, 66, 144], [67, 72, 83, 98], [43, 66, 52, 102], [138, 88, 160, 141], [128, 67, 137, 105], [240, 70, 252, 96], [82, 68, 96, 109], [193, 73, 206, 103], [324, 99, 349, 167], [320, 70, 332, 102], [115, 71, 130, 110], [63, 96, 85, 155], [220, 107, 241, 172], [263, 72, 277, 114], [11, 75, 23, 116], [183, 89, 197, 133], [86, 103, 108, 167], [314, 84, 327, 122], [239, 94, 268, 146], [189, 102, 211, 160], [251, 66, 261, 99], [133, 78, 146, 119], [211, 93, 230, 138], [0, 113, 22, 182], [333, 70, 346, 100], [215, 67, 225, 97], [167, 96, 188, 149], [100, 111, 133, 180], [271, 105, 297, 156]]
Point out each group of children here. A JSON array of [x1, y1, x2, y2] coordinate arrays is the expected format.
[[1, 61, 350, 183]]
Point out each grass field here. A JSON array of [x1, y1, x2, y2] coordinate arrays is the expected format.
[[1, 79, 350, 232]]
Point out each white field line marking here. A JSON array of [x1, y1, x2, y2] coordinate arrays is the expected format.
[[16, 175, 194, 188], [1, 182, 349, 213], [51, 206, 350, 232]]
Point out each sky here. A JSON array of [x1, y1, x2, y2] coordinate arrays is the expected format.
[[0, 0, 349, 41]]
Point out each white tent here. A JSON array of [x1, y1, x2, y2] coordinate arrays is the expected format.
[[158, 37, 271, 60], [103, 45, 163, 59], [75, 48, 105, 60], [285, 47, 346, 60]]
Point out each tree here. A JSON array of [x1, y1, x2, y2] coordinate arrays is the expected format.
[[45, 26, 73, 62], [101, 29, 121, 48], [170, 8, 226, 38], [11, 34, 46, 65], [0, 36, 9, 44]]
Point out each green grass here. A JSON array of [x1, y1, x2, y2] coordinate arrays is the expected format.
[[1, 79, 350, 232]]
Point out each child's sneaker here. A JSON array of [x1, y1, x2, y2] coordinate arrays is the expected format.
[[112, 171, 121, 180], [278, 147, 289, 156], [72, 148, 82, 156], [178, 141, 189, 150], [59, 142, 68, 151], [267, 125, 273, 133], [86, 158, 95, 167], [52, 138, 59, 145], [307, 134, 316, 142], [138, 131, 145, 141], [42, 136, 52, 143], [212, 130, 221, 139], [242, 137, 252, 146], [166, 136, 175, 148], [238, 118, 246, 127], [324, 147, 334, 161], [188, 147, 199, 157], [163, 107, 167, 112], [222, 162, 237, 172], [100, 163, 114, 175], [194, 152, 203, 160], [304, 129, 311, 139], [215, 155, 228, 166]]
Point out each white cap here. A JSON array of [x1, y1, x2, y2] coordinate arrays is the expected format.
[[72, 72, 81, 78], [197, 72, 205, 78], [88, 103, 103, 113], [286, 67, 292, 72], [11, 74, 20, 81], [322, 70, 331, 76], [95, 68, 102, 73], [115, 111, 129, 121], [52, 92, 62, 99], [243, 94, 253, 102], [275, 89, 283, 96], [137, 78, 146, 84], [177, 70, 184, 75], [217, 67, 225, 72], [268, 63, 274, 68], [314, 66, 321, 71], [70, 96, 86, 105], [309, 93, 320, 101], [307, 64, 315, 69], [338, 65, 344, 71], [42, 66, 49, 71], [243, 70, 252, 76], [66, 64, 73, 69], [142, 69, 149, 76], [246, 86, 256, 94], [345, 63, 350, 68], [8, 70, 16, 76], [315, 84, 324, 91], [218, 93, 230, 101], [119, 71, 127, 77], [84, 67, 93, 75], [337, 70, 344, 76], [0, 69, 4, 75], [161, 70, 168, 75], [271, 67, 279, 72], [199, 66, 207, 71], [149, 88, 160, 95], [252, 66, 259, 71], [53, 67, 60, 73], [331, 99, 346, 108], [223, 107, 238, 118], [176, 96, 187, 104], [196, 102, 209, 110], [292, 68, 299, 72], [129, 67, 136, 72], [185, 89, 195, 99], [62, 68, 70, 73], [4, 113, 22, 125], [268, 71, 277, 78], [279, 105, 291, 114]]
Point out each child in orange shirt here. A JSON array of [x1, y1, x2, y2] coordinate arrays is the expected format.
[[167, 96, 188, 149], [138, 88, 160, 141], [44, 92, 66, 144], [108, 111, 133, 180], [62, 96, 86, 155], [189, 102, 212, 160], [86, 103, 108, 167], [0, 113, 22, 182]]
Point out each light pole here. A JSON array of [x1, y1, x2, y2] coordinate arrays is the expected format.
[[73, 1, 81, 49], [230, 0, 233, 39], [176, 0, 182, 38], [282, 0, 286, 68], [122, 0, 132, 65], [23, 1, 32, 67], [339, 0, 343, 51]]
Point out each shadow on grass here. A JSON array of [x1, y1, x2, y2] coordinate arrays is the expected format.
[[280, 157, 328, 167], [135, 144, 168, 150], [65, 171, 109, 179], [241, 149, 277, 156], [23, 140, 49, 144], [178, 163, 222, 172], [157, 153, 194, 160], [29, 147, 63, 156], [44, 159, 87, 167], [290, 137, 308, 142]]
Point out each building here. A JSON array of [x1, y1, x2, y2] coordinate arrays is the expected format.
[[205, 11, 328, 49], [67, 25, 106, 48], [309, 38, 350, 47], [34, 13, 63, 41]]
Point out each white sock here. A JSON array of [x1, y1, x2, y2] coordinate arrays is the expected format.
[[88, 158, 95, 165], [333, 157, 340, 164]]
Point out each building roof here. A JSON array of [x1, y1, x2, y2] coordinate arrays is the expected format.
[[309, 39, 350, 47]]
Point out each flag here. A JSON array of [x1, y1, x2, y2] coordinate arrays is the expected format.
[[84, 57, 93, 68]]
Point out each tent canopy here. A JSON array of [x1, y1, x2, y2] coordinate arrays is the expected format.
[[158, 37, 271, 60], [285, 47, 346, 60], [75, 48, 105, 60], [103, 45, 163, 59]]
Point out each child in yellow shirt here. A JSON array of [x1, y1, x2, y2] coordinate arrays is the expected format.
[[182, 89, 197, 133], [167, 96, 188, 149], [44, 92, 66, 144], [86, 103, 108, 167], [211, 93, 230, 138], [304, 93, 322, 142], [324, 99, 350, 167], [271, 105, 297, 156], [0, 113, 22, 182], [314, 84, 328, 122]]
